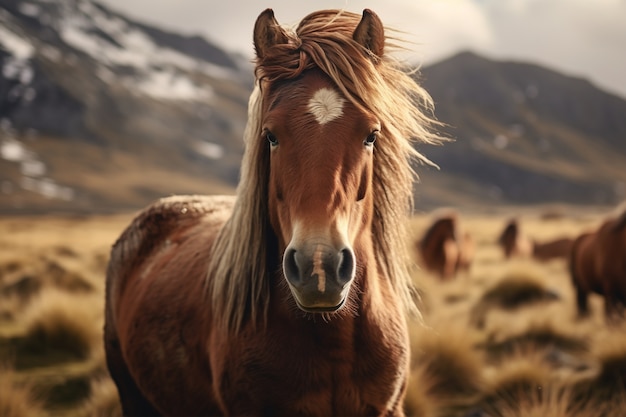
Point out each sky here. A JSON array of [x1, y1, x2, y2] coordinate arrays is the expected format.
[[98, 0, 626, 99]]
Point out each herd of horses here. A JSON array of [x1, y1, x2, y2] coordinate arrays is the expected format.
[[416, 206, 626, 321], [102, 8, 625, 416]]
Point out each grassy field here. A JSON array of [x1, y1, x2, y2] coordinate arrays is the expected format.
[[0, 205, 624, 416]]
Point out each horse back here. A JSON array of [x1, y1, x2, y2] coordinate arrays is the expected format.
[[106, 195, 234, 322], [533, 237, 574, 261]]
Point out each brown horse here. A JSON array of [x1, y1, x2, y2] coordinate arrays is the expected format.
[[498, 218, 573, 261], [104, 8, 442, 416], [569, 206, 626, 321], [416, 210, 474, 280]]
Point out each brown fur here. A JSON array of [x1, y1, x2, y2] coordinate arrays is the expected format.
[[104, 8, 443, 417], [498, 218, 573, 261], [569, 206, 626, 321], [417, 211, 474, 280]]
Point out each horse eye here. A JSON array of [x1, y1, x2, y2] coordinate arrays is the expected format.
[[364, 131, 378, 146], [266, 131, 279, 147]]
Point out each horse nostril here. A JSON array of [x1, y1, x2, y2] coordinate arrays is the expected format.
[[337, 248, 355, 284], [284, 248, 300, 283]]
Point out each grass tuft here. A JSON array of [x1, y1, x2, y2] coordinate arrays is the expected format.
[[407, 325, 484, 415], [478, 323, 589, 367], [0, 367, 46, 417], [11, 288, 103, 369], [470, 271, 560, 328], [77, 377, 122, 417]]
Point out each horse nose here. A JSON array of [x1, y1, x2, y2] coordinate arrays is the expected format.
[[337, 248, 355, 284], [284, 246, 354, 285], [283, 245, 355, 311]]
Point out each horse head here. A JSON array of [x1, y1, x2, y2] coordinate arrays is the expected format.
[[253, 9, 384, 312]]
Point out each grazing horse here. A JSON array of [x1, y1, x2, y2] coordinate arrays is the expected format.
[[104, 8, 442, 417], [498, 218, 573, 261], [416, 210, 474, 279], [569, 206, 626, 321]]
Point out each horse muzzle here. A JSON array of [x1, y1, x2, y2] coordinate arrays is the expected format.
[[283, 243, 356, 312]]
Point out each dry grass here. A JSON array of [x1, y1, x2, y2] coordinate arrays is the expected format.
[[14, 288, 104, 369], [0, 206, 623, 416], [0, 367, 46, 417]]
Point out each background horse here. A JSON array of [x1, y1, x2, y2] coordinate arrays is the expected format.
[[498, 218, 573, 261], [416, 210, 474, 280], [570, 205, 626, 321], [104, 8, 441, 416]]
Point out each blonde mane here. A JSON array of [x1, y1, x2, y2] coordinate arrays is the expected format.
[[208, 9, 443, 333]]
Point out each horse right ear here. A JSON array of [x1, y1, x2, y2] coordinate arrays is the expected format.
[[353, 9, 385, 58], [254, 8, 289, 59]]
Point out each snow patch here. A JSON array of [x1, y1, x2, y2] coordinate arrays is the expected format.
[[0, 25, 34, 60], [194, 141, 224, 159]]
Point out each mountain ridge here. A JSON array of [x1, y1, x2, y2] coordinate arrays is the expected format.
[[1, 1, 625, 214]]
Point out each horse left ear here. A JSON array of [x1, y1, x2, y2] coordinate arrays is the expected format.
[[254, 8, 289, 59], [353, 9, 385, 58]]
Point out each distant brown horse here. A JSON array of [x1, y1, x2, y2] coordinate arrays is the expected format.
[[104, 8, 442, 416], [498, 218, 573, 261], [569, 206, 626, 321], [416, 211, 474, 279]]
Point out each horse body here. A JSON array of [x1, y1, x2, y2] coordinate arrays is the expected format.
[[570, 208, 626, 320], [498, 218, 572, 261], [105, 196, 409, 416], [417, 211, 474, 279], [105, 8, 441, 416], [532, 237, 574, 261]]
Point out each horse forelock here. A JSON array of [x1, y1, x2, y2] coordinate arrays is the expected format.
[[210, 10, 445, 332]]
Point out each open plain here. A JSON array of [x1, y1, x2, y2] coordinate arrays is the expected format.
[[1, 204, 625, 416]]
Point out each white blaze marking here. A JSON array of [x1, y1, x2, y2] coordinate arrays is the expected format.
[[307, 88, 345, 125], [312, 244, 326, 292]]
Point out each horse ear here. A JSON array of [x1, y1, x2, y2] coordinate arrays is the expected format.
[[254, 8, 289, 59], [353, 9, 385, 58]]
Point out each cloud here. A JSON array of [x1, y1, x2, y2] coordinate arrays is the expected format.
[[97, 0, 626, 98]]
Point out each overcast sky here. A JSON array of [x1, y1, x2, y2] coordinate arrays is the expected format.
[[98, 0, 626, 99]]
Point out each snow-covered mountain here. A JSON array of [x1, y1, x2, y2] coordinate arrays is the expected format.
[[2, 0, 626, 214], [0, 0, 252, 213]]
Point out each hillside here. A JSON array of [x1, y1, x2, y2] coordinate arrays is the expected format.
[[416, 51, 626, 209], [1, 2, 625, 214], [0, 0, 250, 214]]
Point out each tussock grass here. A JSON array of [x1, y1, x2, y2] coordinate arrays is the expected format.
[[478, 322, 589, 367], [42, 258, 95, 293], [77, 377, 122, 417], [0, 367, 46, 417], [571, 333, 626, 407], [11, 288, 103, 369], [494, 382, 615, 417], [470, 270, 560, 328], [407, 325, 484, 415], [479, 351, 557, 415]]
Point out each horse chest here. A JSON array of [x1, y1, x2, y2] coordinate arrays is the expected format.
[[214, 317, 408, 416]]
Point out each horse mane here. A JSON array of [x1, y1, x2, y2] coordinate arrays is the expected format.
[[207, 9, 443, 333]]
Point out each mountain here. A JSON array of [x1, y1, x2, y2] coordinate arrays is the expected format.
[[0, 0, 251, 214], [1, 1, 625, 214], [416, 51, 626, 209]]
